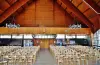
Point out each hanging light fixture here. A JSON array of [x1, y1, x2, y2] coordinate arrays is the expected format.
[[69, 17, 81, 28], [6, 16, 20, 28]]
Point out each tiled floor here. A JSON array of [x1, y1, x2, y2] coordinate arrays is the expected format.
[[34, 49, 57, 65]]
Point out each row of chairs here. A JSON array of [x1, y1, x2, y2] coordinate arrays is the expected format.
[[69, 45, 100, 57], [0, 46, 40, 65], [0, 46, 21, 56], [50, 45, 100, 65]]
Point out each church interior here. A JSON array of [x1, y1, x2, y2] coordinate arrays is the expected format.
[[0, 0, 100, 65]]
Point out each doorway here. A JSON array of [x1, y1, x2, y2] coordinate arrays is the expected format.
[[40, 39, 49, 49]]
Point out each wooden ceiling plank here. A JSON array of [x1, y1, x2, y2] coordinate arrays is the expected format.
[[22, 3, 29, 8], [98, 2, 100, 6], [17, 7, 24, 14], [77, 2, 83, 8], [6, 0, 18, 5], [0, 0, 10, 11], [60, 0, 94, 30], [84, 9, 97, 19], [83, 8, 90, 13], [5, 0, 11, 5], [83, 0, 100, 14], [72, 0, 82, 7], [55, 0, 75, 26], [94, 0, 100, 3], [0, 0, 29, 23], [0, 9, 3, 15], [78, 2, 89, 13]]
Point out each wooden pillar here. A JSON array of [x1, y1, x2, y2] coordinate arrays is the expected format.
[[32, 35, 34, 46], [75, 34, 77, 45], [90, 33, 94, 47], [22, 34, 24, 47], [67, 38, 70, 45], [11, 34, 12, 40], [64, 34, 66, 45], [54, 35, 56, 45], [99, 14, 100, 29]]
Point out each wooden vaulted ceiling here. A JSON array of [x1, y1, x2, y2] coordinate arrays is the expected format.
[[0, 0, 33, 22], [0, 0, 100, 33], [57, 0, 100, 33]]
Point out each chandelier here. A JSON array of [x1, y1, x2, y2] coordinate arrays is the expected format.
[[69, 17, 82, 28], [6, 23, 20, 28], [6, 16, 20, 28]]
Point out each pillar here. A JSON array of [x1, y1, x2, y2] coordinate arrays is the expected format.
[[90, 33, 94, 47]]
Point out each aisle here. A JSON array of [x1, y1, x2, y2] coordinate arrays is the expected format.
[[34, 49, 57, 65]]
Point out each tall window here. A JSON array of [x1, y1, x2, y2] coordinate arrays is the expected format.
[[0, 35, 11, 39], [34, 34, 55, 39], [12, 34, 23, 39], [76, 34, 87, 39], [56, 34, 65, 39], [24, 34, 33, 39], [94, 29, 100, 49], [66, 34, 75, 39]]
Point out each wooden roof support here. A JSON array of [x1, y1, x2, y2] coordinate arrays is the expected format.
[[0, 27, 91, 34], [5, 0, 11, 5], [83, 0, 100, 32], [0, 0, 29, 23], [99, 14, 100, 29], [77, 2, 83, 8], [94, 14, 100, 32], [60, 0, 94, 31], [83, 0, 100, 14]]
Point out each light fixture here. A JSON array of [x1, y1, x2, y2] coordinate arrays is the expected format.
[[6, 16, 20, 28], [69, 17, 82, 28], [6, 23, 20, 28]]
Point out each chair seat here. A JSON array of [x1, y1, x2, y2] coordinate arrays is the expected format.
[[0, 60, 7, 64]]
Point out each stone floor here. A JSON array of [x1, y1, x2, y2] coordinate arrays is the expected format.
[[34, 49, 57, 65]]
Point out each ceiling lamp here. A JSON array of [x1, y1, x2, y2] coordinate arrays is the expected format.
[[6, 16, 20, 28], [69, 17, 82, 28], [6, 23, 20, 28]]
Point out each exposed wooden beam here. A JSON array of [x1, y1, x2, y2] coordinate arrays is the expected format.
[[83, 0, 100, 32], [98, 14, 100, 29], [0, 9, 3, 15], [97, 1, 100, 4], [27, 0, 33, 5], [77, 2, 83, 8], [69, 12, 72, 15], [83, 8, 90, 13], [83, 0, 100, 14], [5, 0, 11, 5], [0, 27, 91, 34], [60, 0, 94, 31], [0, 0, 29, 23], [21, 6, 25, 10], [70, 0, 73, 2]]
